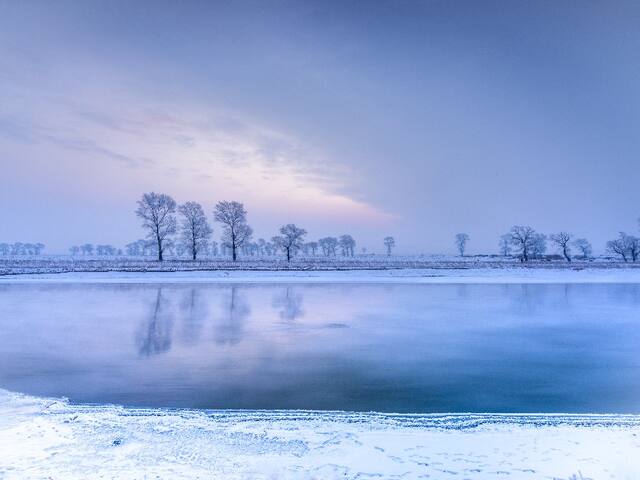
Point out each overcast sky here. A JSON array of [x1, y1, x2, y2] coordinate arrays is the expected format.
[[1, 0, 639, 254]]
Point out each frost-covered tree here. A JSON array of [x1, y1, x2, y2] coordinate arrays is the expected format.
[[306, 241, 318, 256], [550, 232, 573, 262], [214, 201, 252, 261], [572, 238, 592, 259], [454, 233, 470, 257], [69, 245, 80, 256], [498, 234, 511, 257], [508, 226, 537, 262], [339, 234, 356, 257], [273, 224, 307, 262], [0, 243, 9, 255], [319, 236, 338, 256], [606, 232, 633, 262], [135, 192, 177, 262], [178, 201, 212, 260], [531, 233, 547, 259], [80, 243, 94, 256], [384, 236, 395, 256]]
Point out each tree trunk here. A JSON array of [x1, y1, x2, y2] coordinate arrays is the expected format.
[[286, 248, 291, 262], [563, 246, 571, 262], [232, 244, 237, 262], [157, 236, 163, 262]]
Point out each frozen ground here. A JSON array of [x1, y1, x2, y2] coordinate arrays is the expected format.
[[1, 389, 639, 480], [2, 267, 640, 284], [1, 255, 638, 277]]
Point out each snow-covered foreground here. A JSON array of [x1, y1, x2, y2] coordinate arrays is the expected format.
[[1, 390, 639, 480], [2, 267, 640, 284]]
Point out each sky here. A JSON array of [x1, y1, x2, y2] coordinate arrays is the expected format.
[[1, 0, 639, 255]]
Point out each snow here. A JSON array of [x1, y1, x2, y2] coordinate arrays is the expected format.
[[2, 267, 640, 284], [1, 389, 639, 479]]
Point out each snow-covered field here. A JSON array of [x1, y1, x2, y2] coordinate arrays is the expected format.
[[2, 267, 640, 284], [1, 389, 639, 480], [1, 255, 637, 277]]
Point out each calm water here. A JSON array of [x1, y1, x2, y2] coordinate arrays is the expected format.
[[0, 282, 639, 413]]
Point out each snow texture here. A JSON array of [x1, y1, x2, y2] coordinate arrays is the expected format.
[[2, 267, 640, 284], [1, 389, 639, 479]]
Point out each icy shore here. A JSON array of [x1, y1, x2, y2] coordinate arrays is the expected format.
[[1, 389, 639, 480], [2, 267, 640, 284]]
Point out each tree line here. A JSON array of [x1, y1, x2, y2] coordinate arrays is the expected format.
[[452, 221, 640, 262], [130, 192, 381, 262]]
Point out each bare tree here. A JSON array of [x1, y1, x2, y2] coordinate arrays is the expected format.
[[454, 233, 470, 257], [178, 201, 212, 260], [606, 232, 632, 262], [306, 241, 318, 256], [572, 238, 592, 259], [273, 224, 307, 262], [384, 236, 395, 256], [550, 232, 573, 262], [339, 234, 356, 257], [214, 201, 253, 261], [498, 234, 511, 257], [319, 236, 338, 256], [135, 192, 177, 262], [508, 226, 538, 262]]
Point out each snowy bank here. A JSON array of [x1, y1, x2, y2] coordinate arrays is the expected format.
[[1, 389, 639, 480], [2, 267, 640, 284]]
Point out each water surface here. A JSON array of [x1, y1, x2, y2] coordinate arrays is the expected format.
[[0, 282, 638, 413]]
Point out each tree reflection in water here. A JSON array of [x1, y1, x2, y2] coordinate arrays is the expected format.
[[214, 286, 250, 345], [272, 287, 304, 322], [136, 288, 173, 356]]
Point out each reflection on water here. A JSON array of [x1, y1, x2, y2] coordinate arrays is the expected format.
[[0, 282, 639, 413], [137, 289, 173, 356]]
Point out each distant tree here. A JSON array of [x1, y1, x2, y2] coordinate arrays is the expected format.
[[508, 226, 537, 262], [178, 201, 212, 260], [80, 243, 94, 256], [33, 243, 45, 255], [454, 233, 470, 257], [384, 236, 395, 256], [531, 233, 547, 259], [214, 201, 252, 261], [68, 246, 79, 256], [572, 238, 592, 259], [0, 243, 9, 255], [272, 224, 307, 262], [606, 232, 635, 262], [550, 232, 573, 262], [498, 234, 511, 257], [319, 236, 338, 256], [339, 234, 356, 257], [210, 240, 219, 256], [306, 241, 318, 256], [135, 192, 177, 262]]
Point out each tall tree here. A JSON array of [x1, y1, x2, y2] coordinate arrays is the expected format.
[[384, 236, 395, 255], [508, 225, 537, 262], [179, 201, 212, 260], [214, 201, 252, 261], [273, 224, 307, 262], [454, 233, 470, 257], [550, 232, 573, 262], [135, 192, 177, 262]]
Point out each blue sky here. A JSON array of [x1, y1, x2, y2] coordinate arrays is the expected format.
[[1, 0, 639, 254]]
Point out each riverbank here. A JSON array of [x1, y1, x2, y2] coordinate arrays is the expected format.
[[1, 389, 638, 480], [1, 256, 638, 277], [2, 266, 640, 284]]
